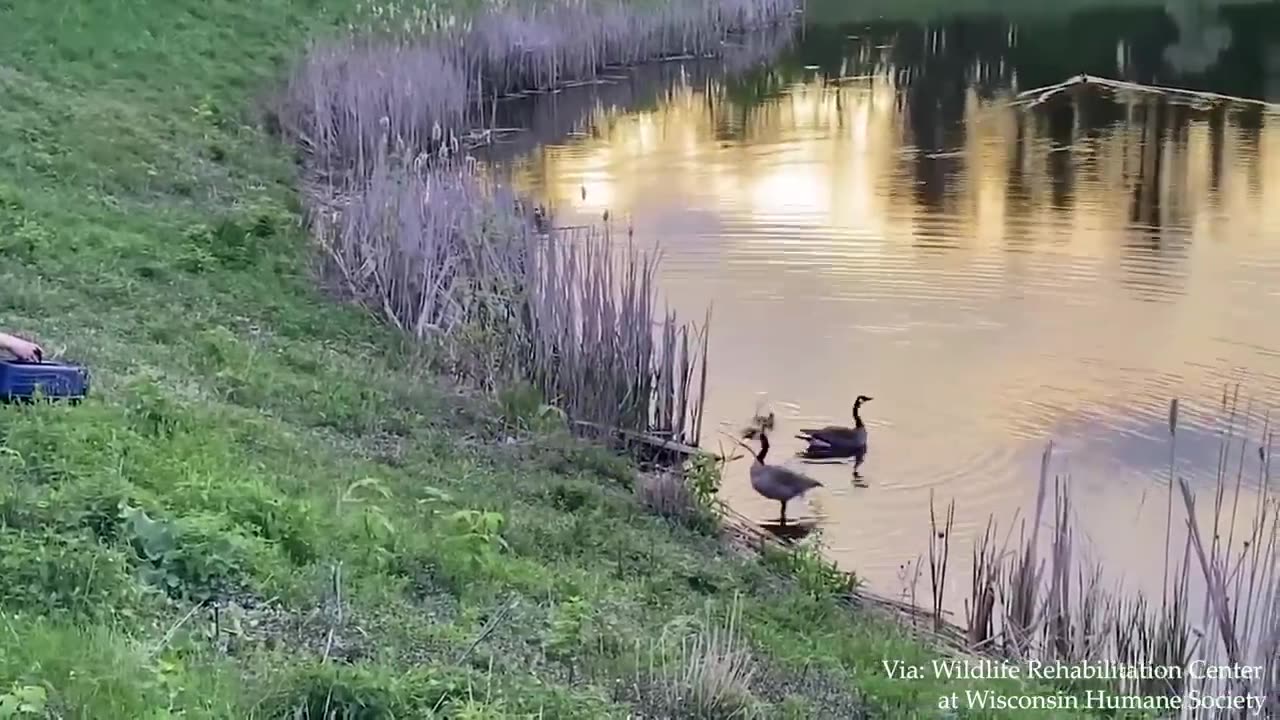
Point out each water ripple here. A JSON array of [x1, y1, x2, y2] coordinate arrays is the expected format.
[[512, 25, 1280, 596]]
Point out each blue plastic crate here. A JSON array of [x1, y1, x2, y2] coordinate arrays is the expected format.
[[0, 360, 91, 403]]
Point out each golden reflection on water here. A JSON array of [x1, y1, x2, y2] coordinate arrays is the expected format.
[[512, 66, 1280, 600]]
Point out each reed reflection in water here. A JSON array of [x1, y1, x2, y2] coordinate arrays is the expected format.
[[509, 40, 1280, 602]]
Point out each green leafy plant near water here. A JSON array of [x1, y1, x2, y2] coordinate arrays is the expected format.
[[761, 535, 861, 601], [0, 686, 46, 719], [684, 452, 725, 509], [0, 0, 1120, 717]]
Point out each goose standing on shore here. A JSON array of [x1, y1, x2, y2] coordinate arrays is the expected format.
[[741, 426, 822, 524], [796, 395, 873, 478]]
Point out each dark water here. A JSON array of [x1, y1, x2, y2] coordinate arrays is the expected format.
[[507, 0, 1280, 599]]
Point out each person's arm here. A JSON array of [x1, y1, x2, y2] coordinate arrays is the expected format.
[[0, 332, 42, 362]]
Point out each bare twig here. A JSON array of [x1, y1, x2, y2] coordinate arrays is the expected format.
[[322, 561, 344, 664], [455, 595, 521, 665], [149, 601, 206, 658]]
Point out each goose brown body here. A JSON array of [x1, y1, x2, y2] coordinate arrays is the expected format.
[[746, 430, 821, 523]]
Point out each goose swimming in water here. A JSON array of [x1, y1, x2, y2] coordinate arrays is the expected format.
[[740, 427, 822, 524], [796, 395, 873, 477]]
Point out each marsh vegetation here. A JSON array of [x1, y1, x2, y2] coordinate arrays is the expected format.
[[894, 392, 1280, 716]]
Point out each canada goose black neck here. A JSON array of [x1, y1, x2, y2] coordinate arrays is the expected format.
[[853, 399, 866, 429], [756, 432, 771, 463]]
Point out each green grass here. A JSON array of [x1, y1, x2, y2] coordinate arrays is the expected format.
[[0, 0, 1122, 717]]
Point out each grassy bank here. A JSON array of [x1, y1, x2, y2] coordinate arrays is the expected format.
[[0, 1, 1120, 717]]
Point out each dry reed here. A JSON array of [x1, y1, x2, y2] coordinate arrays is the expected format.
[[927, 492, 954, 633], [965, 518, 999, 651], [279, 0, 800, 179], [634, 594, 761, 719], [917, 386, 1280, 716], [637, 470, 704, 526]]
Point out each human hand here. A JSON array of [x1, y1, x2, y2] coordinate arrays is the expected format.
[[0, 333, 43, 362]]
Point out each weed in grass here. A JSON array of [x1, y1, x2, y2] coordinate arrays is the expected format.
[[684, 452, 726, 509], [638, 471, 711, 530], [0, 685, 47, 718], [496, 380, 567, 435], [632, 596, 762, 719], [760, 535, 861, 602], [547, 594, 594, 683], [439, 509, 510, 578], [0, 529, 140, 618], [636, 450, 729, 534]]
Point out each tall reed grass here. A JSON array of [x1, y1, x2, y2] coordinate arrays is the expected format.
[[916, 388, 1279, 717], [632, 594, 761, 718], [282, 0, 800, 445], [280, 0, 799, 178], [479, 21, 799, 163], [307, 148, 711, 442]]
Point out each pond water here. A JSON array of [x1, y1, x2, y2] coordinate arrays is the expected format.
[[506, 0, 1280, 603]]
